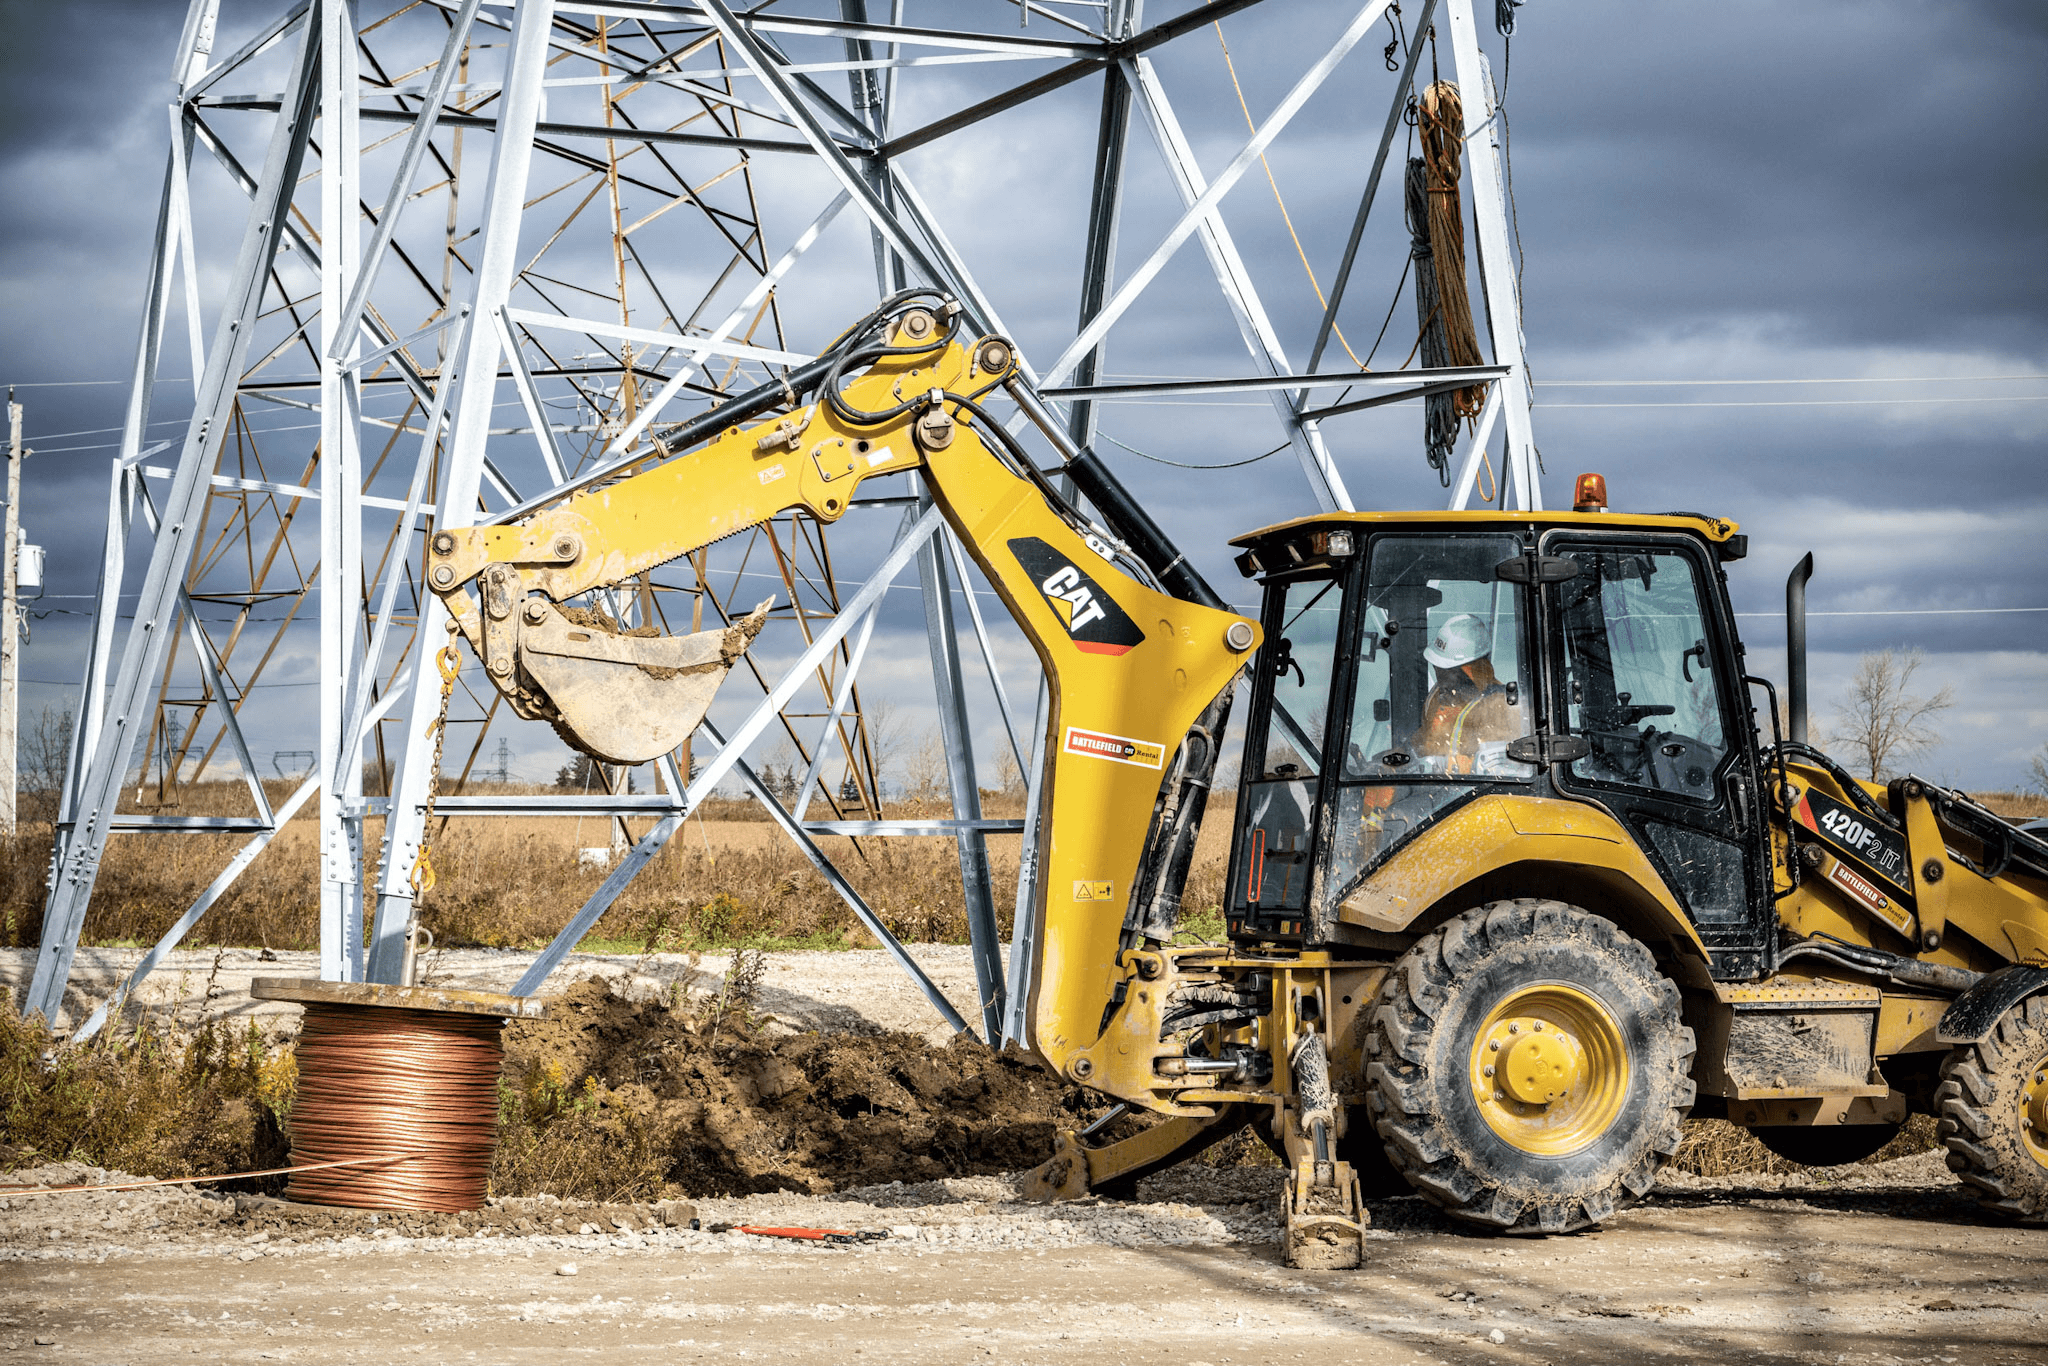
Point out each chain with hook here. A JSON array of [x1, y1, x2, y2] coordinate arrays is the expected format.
[[408, 619, 463, 899]]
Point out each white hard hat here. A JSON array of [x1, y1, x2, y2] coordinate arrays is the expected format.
[[1423, 612, 1492, 669]]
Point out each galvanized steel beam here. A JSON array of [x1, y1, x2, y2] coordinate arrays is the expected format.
[[27, 9, 322, 1023]]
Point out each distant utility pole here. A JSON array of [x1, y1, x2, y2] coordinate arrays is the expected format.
[[0, 392, 22, 834]]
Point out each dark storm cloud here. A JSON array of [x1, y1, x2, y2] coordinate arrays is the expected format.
[[0, 0, 2042, 785]]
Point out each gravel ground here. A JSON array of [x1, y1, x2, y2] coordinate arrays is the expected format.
[[5, 1152, 2047, 1363], [7, 946, 2048, 1360], [0, 944, 991, 1043]]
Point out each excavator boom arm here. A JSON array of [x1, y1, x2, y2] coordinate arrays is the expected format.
[[424, 304, 1261, 1086]]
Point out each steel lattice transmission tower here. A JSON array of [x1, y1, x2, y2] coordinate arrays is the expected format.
[[28, 0, 1537, 1042]]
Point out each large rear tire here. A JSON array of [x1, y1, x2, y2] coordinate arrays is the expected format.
[[1366, 899, 1695, 1232], [1937, 994, 2048, 1222]]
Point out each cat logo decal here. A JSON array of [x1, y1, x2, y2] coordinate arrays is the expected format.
[[1008, 537, 1145, 656]]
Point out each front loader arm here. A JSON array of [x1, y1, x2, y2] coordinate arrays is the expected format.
[[424, 302, 1262, 1096]]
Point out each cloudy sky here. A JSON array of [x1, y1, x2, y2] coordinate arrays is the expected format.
[[0, 0, 2043, 799]]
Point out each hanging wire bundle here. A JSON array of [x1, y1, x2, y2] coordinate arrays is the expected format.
[[1406, 158, 1458, 482], [283, 1002, 507, 1212], [1410, 80, 1489, 482]]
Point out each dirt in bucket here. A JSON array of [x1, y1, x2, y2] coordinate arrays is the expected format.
[[492, 977, 1113, 1201]]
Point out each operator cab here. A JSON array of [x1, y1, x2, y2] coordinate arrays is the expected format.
[[1222, 497, 1774, 978]]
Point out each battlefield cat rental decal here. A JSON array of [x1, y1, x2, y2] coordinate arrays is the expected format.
[[1063, 726, 1166, 769], [1008, 537, 1145, 656]]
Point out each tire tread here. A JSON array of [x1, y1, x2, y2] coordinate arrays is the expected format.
[[1937, 995, 2048, 1222], [1367, 899, 1693, 1234]]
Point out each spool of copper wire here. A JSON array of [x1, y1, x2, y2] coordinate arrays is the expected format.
[[251, 978, 545, 1214]]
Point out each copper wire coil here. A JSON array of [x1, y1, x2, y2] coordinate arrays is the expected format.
[[284, 1002, 505, 1213]]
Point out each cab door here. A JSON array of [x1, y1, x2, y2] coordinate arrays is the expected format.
[[1543, 532, 1773, 978], [1227, 569, 1347, 941]]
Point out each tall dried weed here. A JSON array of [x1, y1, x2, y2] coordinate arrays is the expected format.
[[0, 1009, 292, 1180]]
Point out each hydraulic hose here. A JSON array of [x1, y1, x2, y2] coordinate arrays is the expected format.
[[1061, 448, 1226, 611], [1776, 742, 1901, 830], [1777, 935, 1979, 996]]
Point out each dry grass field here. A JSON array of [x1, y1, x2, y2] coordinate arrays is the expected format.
[[1, 779, 2035, 958], [0, 781, 1086, 957], [3, 779, 2037, 1189]]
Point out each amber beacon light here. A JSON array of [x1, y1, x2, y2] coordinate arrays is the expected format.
[[1573, 472, 1609, 513]]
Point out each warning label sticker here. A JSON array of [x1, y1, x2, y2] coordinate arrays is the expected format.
[[1063, 726, 1165, 769], [1073, 880, 1113, 902]]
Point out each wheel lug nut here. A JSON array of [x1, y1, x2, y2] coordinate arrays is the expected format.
[[1532, 1022, 1544, 1032], [1489, 1040, 1501, 1052], [1483, 1065, 1495, 1078], [1508, 1024, 1520, 1034]]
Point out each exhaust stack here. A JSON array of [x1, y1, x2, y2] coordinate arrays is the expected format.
[[1786, 552, 1813, 745]]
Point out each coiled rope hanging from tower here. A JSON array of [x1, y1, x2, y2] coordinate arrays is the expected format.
[[1408, 81, 1489, 485]]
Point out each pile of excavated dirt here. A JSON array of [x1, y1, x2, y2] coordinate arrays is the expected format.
[[499, 980, 1118, 1196]]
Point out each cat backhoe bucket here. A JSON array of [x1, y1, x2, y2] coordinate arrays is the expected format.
[[461, 588, 771, 766], [527, 600, 771, 764]]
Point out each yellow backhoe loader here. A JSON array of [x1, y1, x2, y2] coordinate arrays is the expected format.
[[426, 294, 2048, 1268]]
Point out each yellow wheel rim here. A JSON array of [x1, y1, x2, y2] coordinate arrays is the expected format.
[[1468, 983, 1630, 1157], [2021, 1053, 2048, 1172]]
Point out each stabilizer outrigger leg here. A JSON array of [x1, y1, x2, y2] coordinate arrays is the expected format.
[[1280, 1033, 1367, 1269]]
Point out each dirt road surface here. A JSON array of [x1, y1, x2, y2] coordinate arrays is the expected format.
[[0, 945, 990, 1043], [5, 1154, 2045, 1364], [7, 947, 2046, 1361]]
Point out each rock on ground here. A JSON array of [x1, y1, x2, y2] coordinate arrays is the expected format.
[[5, 1154, 2048, 1363]]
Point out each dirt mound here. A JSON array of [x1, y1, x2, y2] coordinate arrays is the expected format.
[[496, 979, 1099, 1199]]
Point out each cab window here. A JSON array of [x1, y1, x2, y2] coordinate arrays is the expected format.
[[1554, 545, 1727, 801], [1326, 533, 1535, 898], [1238, 574, 1343, 912], [1343, 533, 1533, 781]]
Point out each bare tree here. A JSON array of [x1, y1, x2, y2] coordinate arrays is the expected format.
[[761, 738, 800, 802], [19, 705, 74, 823], [903, 727, 949, 805], [994, 743, 1024, 796], [2027, 743, 2048, 797], [861, 698, 903, 797], [1829, 647, 1955, 782]]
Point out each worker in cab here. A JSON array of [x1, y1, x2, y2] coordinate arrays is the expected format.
[[1413, 612, 1520, 775]]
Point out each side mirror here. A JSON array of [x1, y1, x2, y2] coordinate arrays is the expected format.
[[1495, 553, 1581, 585]]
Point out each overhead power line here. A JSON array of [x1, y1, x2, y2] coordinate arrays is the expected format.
[[1734, 607, 2048, 618], [1542, 395, 2048, 410], [1537, 374, 2048, 387]]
